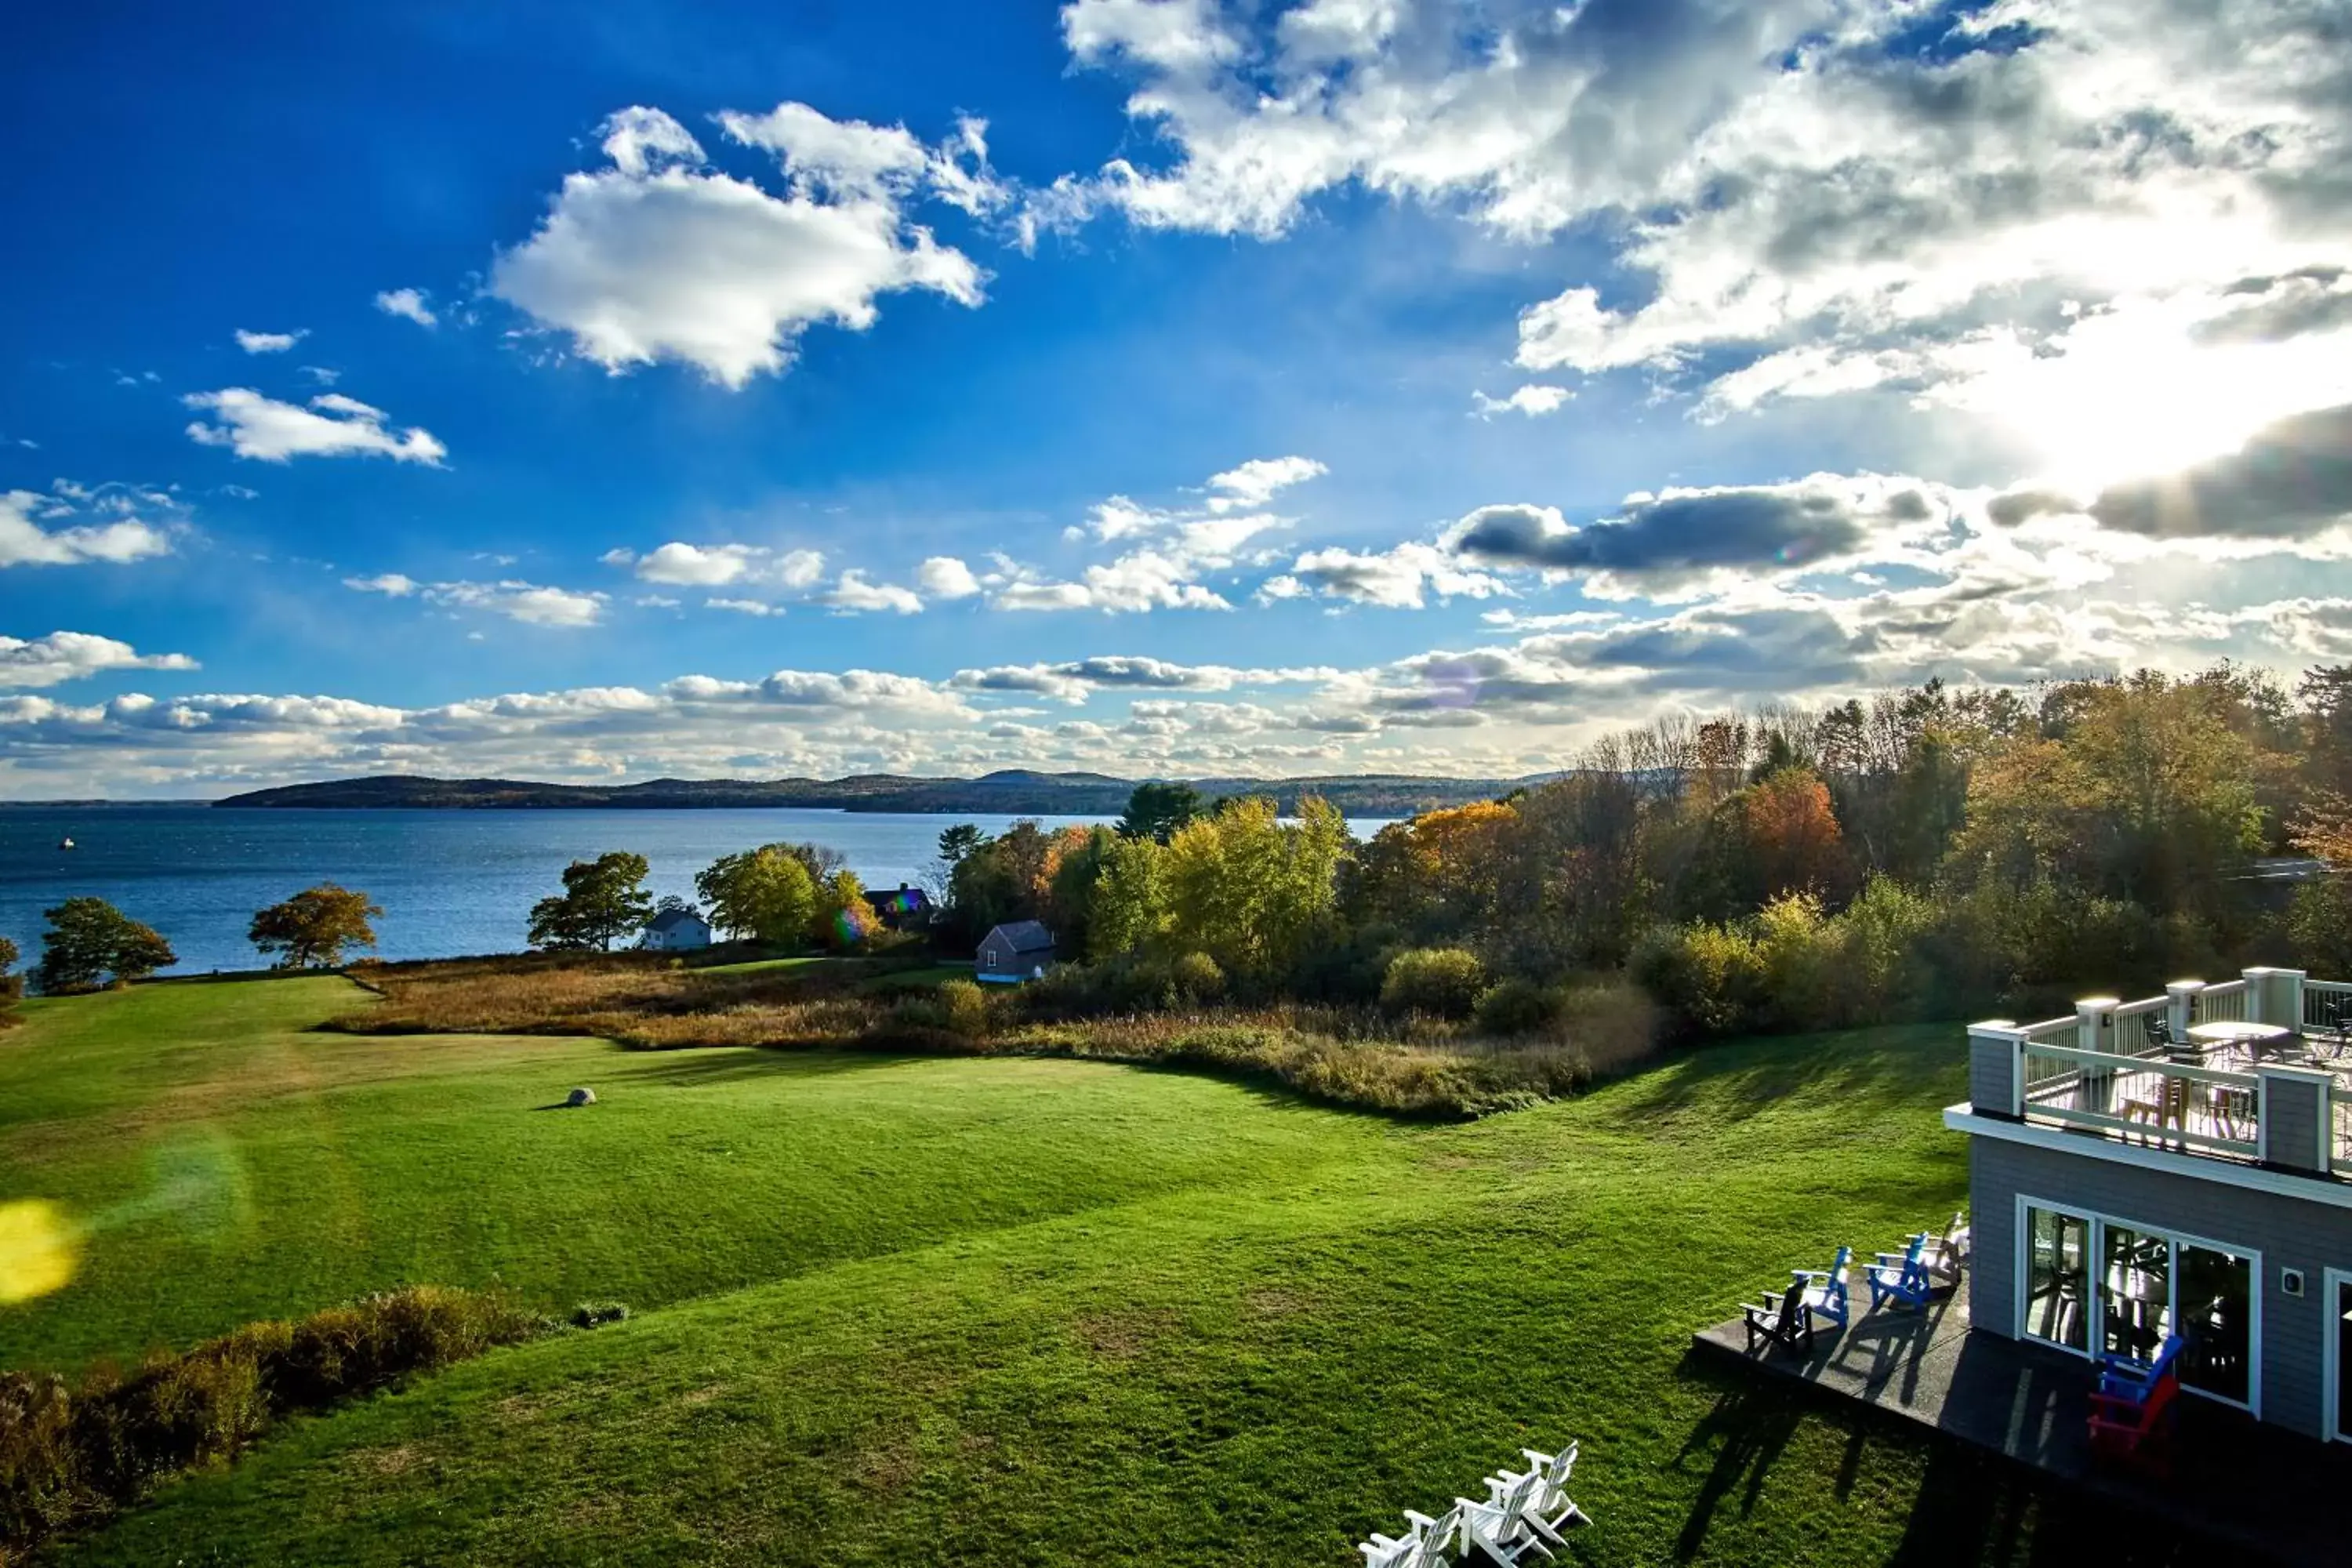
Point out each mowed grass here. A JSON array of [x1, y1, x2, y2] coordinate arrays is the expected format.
[[1, 977, 2159, 1565]]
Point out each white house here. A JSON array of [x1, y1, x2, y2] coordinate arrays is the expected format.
[[976, 920, 1056, 983], [641, 907, 713, 951]]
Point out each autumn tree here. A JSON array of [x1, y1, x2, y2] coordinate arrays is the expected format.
[[528, 851, 655, 952], [1163, 796, 1349, 982], [696, 847, 818, 948], [248, 884, 383, 968], [816, 869, 880, 949], [1087, 833, 1169, 959], [33, 898, 176, 993]]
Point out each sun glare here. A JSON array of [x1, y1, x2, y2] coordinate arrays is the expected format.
[[0, 1199, 78, 1305], [1943, 302, 2352, 495]]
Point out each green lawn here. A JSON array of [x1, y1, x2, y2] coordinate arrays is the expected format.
[[0, 976, 2143, 1565]]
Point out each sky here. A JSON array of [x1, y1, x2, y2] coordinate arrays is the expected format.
[[4, 0, 2351, 797]]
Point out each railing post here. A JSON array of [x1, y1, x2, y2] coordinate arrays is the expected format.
[[1969, 1021, 2026, 1118], [2256, 1065, 2335, 1174], [2242, 966, 2305, 1030], [2167, 979, 2205, 1038], [2076, 997, 2118, 1112]]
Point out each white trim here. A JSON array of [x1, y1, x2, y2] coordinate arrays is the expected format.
[[2014, 1189, 2262, 1417], [2326, 1268, 2352, 1444], [1946, 1105, 2352, 1210]]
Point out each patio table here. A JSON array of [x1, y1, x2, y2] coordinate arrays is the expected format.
[[2187, 1020, 2296, 1058]]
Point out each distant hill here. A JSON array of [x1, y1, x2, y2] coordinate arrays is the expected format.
[[211, 771, 1559, 818]]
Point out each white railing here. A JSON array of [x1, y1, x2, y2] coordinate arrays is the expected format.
[[2193, 979, 2249, 1025], [2019, 1039, 2261, 1158], [2335, 1089, 2352, 1176], [2017, 1015, 2082, 1103], [2307, 979, 2352, 1033]]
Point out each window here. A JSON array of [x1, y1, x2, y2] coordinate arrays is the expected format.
[[2177, 1244, 2252, 1405], [2100, 1223, 2171, 1362], [2025, 1205, 2089, 1351]]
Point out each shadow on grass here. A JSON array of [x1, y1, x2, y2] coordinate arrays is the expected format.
[[1669, 1384, 1806, 1561], [1610, 1022, 1965, 1128]]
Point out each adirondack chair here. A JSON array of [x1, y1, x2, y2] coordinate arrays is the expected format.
[[1484, 1443, 1591, 1547], [1740, 1283, 1815, 1355], [2089, 1333, 2186, 1472], [1457, 1468, 1558, 1564], [1914, 1214, 1969, 1287], [1395, 1504, 1467, 1568], [1866, 1234, 1933, 1311], [1360, 1526, 1419, 1568], [1789, 1246, 1853, 1328]]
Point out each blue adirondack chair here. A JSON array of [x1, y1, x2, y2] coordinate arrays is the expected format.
[[1866, 1234, 1933, 1310], [1790, 1245, 1853, 1329], [2096, 1332, 2186, 1405]]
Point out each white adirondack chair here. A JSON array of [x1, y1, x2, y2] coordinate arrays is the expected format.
[[1484, 1443, 1590, 1545], [1458, 1468, 1555, 1563], [1396, 1504, 1467, 1568]]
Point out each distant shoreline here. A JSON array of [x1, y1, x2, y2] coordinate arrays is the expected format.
[[19, 770, 1546, 818]]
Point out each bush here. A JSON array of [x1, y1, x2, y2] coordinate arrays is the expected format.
[[569, 1301, 630, 1328], [1632, 920, 1767, 1037], [0, 1286, 543, 1557], [1379, 948, 1486, 1018], [937, 977, 993, 1036], [2289, 876, 2352, 975], [1472, 977, 1556, 1036], [1168, 951, 1225, 1004]]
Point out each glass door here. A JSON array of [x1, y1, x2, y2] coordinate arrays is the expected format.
[[2336, 1275, 2352, 1440], [2100, 1223, 2172, 1362], [2025, 1205, 2089, 1351], [2176, 1244, 2252, 1405]]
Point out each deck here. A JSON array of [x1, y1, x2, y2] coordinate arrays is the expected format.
[[1692, 1291, 2352, 1567]]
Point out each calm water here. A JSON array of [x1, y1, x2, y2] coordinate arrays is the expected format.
[[1, 806, 1127, 975]]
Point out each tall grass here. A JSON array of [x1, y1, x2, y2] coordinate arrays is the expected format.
[[1, 1286, 545, 1561], [337, 956, 1661, 1120]]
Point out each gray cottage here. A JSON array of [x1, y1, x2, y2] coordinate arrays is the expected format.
[[641, 907, 713, 951], [1951, 966, 2352, 1439], [975, 920, 1056, 984]]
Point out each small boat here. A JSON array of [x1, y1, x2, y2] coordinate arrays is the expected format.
[[58, 837, 75, 851]]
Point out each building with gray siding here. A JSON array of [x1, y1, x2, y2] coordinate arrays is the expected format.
[[1948, 966, 2352, 1439]]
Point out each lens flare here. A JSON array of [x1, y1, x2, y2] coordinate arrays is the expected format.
[[0, 1199, 78, 1304]]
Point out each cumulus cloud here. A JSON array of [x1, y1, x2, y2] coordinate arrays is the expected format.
[[818, 570, 924, 615], [2081, 403, 2352, 539], [1471, 384, 1572, 419], [345, 572, 604, 626], [234, 328, 306, 354], [490, 104, 990, 387], [184, 389, 446, 464], [951, 655, 1330, 705], [1205, 454, 1325, 511], [0, 632, 197, 689], [605, 542, 826, 590], [0, 487, 173, 568], [1276, 542, 1510, 609], [1445, 477, 1947, 591], [916, 555, 982, 598], [373, 288, 438, 328]]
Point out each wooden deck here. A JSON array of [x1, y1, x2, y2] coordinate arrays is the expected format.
[[1692, 1289, 2352, 1567]]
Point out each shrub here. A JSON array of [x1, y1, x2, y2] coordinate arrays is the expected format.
[[1471, 977, 1555, 1036], [2289, 876, 2352, 975], [1632, 920, 1767, 1037], [1168, 951, 1225, 1004], [569, 1301, 630, 1328], [937, 977, 993, 1036], [1379, 948, 1486, 1018], [0, 1286, 543, 1558]]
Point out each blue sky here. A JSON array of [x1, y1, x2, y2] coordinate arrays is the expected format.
[[5, 0, 2351, 794]]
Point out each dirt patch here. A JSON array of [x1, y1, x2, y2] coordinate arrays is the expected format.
[[1072, 1307, 1181, 1361], [1240, 1285, 1316, 1319], [679, 1382, 728, 1407], [342, 1444, 426, 1479], [848, 1439, 920, 1493]]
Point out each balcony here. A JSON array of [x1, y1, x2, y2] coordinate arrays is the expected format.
[[1966, 967, 2350, 1179]]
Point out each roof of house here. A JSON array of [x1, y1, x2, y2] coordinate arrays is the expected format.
[[982, 920, 1055, 953], [873, 886, 931, 912], [646, 907, 709, 934]]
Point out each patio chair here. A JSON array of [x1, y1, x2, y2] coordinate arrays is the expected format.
[[1914, 1215, 1969, 1287], [2314, 1000, 2352, 1062], [1457, 1469, 1559, 1564], [1789, 1246, 1853, 1329], [2089, 1333, 2186, 1474], [2141, 1012, 2177, 1054], [1395, 1504, 1468, 1568], [1483, 1444, 1590, 1550], [2096, 1332, 2186, 1405], [1866, 1235, 1933, 1311], [1741, 1283, 1815, 1356]]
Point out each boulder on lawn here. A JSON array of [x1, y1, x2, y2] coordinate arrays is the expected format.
[[564, 1087, 597, 1108]]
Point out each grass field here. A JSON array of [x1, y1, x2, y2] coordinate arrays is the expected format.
[[0, 975, 2169, 1565]]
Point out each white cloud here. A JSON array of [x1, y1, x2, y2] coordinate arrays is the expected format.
[[707, 597, 787, 616], [1278, 542, 1510, 609], [610, 541, 827, 590], [1206, 454, 1325, 511], [0, 487, 173, 568], [916, 555, 981, 598], [818, 570, 923, 615], [490, 104, 989, 388], [373, 288, 438, 328], [234, 328, 306, 354], [1471, 384, 1572, 419], [344, 572, 603, 627], [0, 632, 197, 689], [184, 388, 446, 465]]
